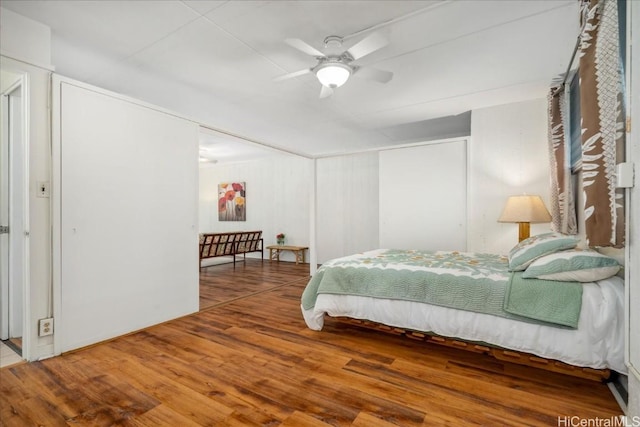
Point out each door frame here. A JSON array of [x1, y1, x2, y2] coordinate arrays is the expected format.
[[0, 73, 31, 360]]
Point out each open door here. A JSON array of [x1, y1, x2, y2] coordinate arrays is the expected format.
[[0, 73, 27, 359]]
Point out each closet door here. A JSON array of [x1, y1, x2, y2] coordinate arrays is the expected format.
[[58, 82, 199, 352], [379, 140, 467, 251]]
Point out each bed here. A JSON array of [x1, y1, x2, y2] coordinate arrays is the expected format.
[[301, 234, 626, 379]]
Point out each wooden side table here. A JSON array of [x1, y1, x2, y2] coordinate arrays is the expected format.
[[266, 245, 308, 265]]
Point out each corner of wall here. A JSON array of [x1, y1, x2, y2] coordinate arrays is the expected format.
[[468, 98, 551, 255]]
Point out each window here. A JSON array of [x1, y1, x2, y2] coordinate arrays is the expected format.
[[568, 71, 581, 172]]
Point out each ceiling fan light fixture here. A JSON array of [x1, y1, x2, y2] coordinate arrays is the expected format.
[[315, 62, 351, 88]]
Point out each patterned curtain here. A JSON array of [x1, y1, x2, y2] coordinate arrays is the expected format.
[[578, 0, 625, 247], [547, 87, 577, 235]]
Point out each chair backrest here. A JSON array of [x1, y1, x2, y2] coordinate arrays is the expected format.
[[199, 231, 262, 258], [236, 231, 262, 253]]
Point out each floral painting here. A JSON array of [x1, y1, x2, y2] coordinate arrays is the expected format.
[[218, 182, 246, 221]]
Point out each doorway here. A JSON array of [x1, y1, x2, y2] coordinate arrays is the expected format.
[[0, 72, 27, 363]]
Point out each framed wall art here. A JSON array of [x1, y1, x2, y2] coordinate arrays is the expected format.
[[218, 182, 246, 221]]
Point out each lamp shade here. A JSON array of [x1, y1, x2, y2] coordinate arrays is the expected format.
[[315, 63, 351, 88], [498, 195, 552, 223]]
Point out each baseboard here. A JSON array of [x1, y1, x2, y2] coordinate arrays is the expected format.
[[608, 372, 629, 414]]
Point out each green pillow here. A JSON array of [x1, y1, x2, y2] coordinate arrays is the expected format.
[[508, 232, 579, 271], [522, 249, 620, 282]]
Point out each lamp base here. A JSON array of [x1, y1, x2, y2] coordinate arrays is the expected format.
[[518, 222, 531, 242]]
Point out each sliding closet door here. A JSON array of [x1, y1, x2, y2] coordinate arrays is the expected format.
[[58, 82, 199, 352], [379, 140, 467, 251]]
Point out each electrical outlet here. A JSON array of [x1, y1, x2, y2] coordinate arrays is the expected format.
[[38, 318, 54, 336]]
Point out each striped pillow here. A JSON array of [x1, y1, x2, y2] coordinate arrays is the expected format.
[[508, 232, 579, 271], [522, 249, 620, 282]]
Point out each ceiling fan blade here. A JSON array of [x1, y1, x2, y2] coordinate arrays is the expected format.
[[319, 85, 333, 99], [273, 68, 312, 82], [285, 38, 325, 57], [353, 66, 393, 84], [347, 32, 389, 60]]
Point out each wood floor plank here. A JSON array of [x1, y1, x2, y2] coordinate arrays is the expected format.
[[121, 404, 202, 427], [352, 412, 415, 427], [294, 355, 499, 425], [199, 259, 309, 310], [111, 357, 234, 425], [61, 374, 159, 426], [344, 358, 556, 424], [279, 411, 334, 427], [0, 259, 623, 426], [2, 395, 70, 427], [4, 360, 96, 421]]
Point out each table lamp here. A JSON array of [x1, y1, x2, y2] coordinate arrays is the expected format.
[[498, 195, 552, 242]]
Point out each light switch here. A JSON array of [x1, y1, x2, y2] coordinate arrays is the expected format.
[[37, 181, 50, 198]]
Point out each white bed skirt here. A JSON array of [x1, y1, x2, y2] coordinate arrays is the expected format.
[[302, 276, 626, 373]]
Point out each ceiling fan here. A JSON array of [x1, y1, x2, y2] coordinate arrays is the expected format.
[[274, 32, 394, 98]]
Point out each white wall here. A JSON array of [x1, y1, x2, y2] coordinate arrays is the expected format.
[[468, 98, 552, 255], [0, 70, 21, 92], [379, 140, 467, 252], [1, 4, 55, 362], [313, 99, 550, 263], [199, 154, 312, 263], [316, 152, 379, 263], [0, 58, 53, 360]]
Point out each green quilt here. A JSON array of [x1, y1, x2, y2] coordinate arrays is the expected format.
[[504, 272, 583, 328], [301, 249, 583, 328]]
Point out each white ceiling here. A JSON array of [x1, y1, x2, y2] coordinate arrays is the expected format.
[[1, 0, 579, 158]]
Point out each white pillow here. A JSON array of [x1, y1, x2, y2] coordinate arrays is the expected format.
[[508, 232, 579, 271], [522, 249, 620, 282]]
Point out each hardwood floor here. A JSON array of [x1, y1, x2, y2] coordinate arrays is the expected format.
[[199, 257, 310, 309], [1, 259, 622, 426]]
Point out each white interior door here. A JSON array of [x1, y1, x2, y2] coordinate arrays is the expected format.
[[379, 140, 467, 251], [0, 79, 25, 341], [0, 89, 9, 341]]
